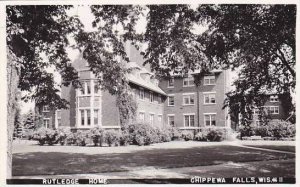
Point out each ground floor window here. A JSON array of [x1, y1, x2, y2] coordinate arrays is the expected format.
[[184, 114, 195, 127], [204, 114, 216, 126], [150, 114, 154, 125], [158, 115, 162, 124], [79, 109, 100, 126], [94, 109, 99, 125], [43, 118, 50, 128], [139, 112, 145, 122], [167, 115, 175, 127]]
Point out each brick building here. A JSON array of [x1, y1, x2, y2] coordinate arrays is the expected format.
[[39, 46, 289, 131]]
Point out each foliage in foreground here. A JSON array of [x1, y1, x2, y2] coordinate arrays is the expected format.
[[239, 120, 295, 139]]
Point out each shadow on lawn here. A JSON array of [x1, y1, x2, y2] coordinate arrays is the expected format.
[[12, 145, 295, 176]]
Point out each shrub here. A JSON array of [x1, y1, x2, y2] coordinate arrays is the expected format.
[[65, 132, 77, 145], [56, 127, 71, 145], [104, 130, 121, 147], [87, 127, 105, 146], [195, 129, 209, 141], [128, 123, 161, 146], [74, 131, 88, 146], [181, 130, 194, 141], [119, 131, 131, 146], [158, 127, 172, 142], [32, 127, 58, 145], [206, 128, 224, 142]]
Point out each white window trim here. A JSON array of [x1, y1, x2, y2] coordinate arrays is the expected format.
[[149, 113, 155, 125], [204, 113, 217, 127], [149, 91, 154, 103], [158, 114, 163, 124], [266, 106, 279, 114], [139, 88, 145, 100], [203, 92, 216, 105], [167, 78, 175, 88], [167, 114, 175, 126], [139, 111, 145, 122], [167, 94, 175, 106], [183, 76, 195, 87], [182, 93, 195, 106], [204, 75, 216, 85], [270, 95, 279, 103], [183, 113, 195, 127], [43, 106, 50, 112], [43, 118, 50, 128]]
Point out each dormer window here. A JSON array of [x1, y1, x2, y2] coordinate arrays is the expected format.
[[270, 95, 279, 102], [183, 75, 194, 87], [168, 78, 174, 88], [43, 106, 50, 112]]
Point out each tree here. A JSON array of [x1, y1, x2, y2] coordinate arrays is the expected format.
[[6, 5, 83, 178]]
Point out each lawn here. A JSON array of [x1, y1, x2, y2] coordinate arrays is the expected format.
[[12, 145, 295, 176], [243, 145, 295, 153]]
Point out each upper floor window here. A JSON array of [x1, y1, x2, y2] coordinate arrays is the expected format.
[[270, 95, 279, 102], [204, 114, 216, 126], [43, 106, 50, 112], [150, 92, 154, 103], [80, 81, 91, 95], [204, 93, 216, 104], [183, 93, 195, 105], [266, 106, 279, 114], [204, 75, 216, 85], [139, 88, 145, 100], [168, 78, 174, 88], [94, 83, 99, 94], [168, 95, 175, 106], [184, 114, 195, 127], [183, 76, 194, 87]]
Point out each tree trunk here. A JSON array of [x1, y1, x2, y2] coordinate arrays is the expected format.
[[7, 49, 19, 179]]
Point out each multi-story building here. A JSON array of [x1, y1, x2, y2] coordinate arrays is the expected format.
[[39, 46, 289, 131], [159, 70, 231, 131]]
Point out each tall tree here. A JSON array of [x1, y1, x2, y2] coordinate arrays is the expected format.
[[6, 5, 83, 178]]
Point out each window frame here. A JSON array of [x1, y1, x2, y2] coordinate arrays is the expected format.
[[183, 113, 195, 127], [182, 93, 195, 106], [139, 112, 145, 122], [270, 95, 279, 102], [43, 118, 50, 128], [204, 113, 217, 127], [203, 75, 216, 85], [168, 78, 175, 88], [183, 76, 195, 87], [168, 95, 175, 106], [150, 92, 154, 103], [139, 88, 145, 100], [43, 106, 50, 112], [167, 114, 175, 127], [203, 92, 216, 105], [149, 113, 155, 125]]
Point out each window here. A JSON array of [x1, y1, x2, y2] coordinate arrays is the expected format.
[[94, 109, 99, 125], [204, 93, 216, 104], [267, 106, 279, 114], [158, 115, 162, 124], [255, 120, 262, 126], [168, 95, 175, 106], [184, 114, 195, 127], [43, 119, 50, 128], [270, 95, 279, 102], [150, 114, 154, 125], [86, 82, 91, 95], [183, 76, 194, 87], [43, 106, 50, 112], [204, 114, 216, 126], [168, 78, 174, 88], [139, 112, 145, 122], [80, 110, 85, 126], [150, 92, 154, 103], [94, 83, 99, 94], [87, 110, 91, 125], [204, 76, 216, 85], [183, 94, 195, 105], [167, 115, 175, 127], [139, 88, 145, 100], [57, 111, 61, 126]]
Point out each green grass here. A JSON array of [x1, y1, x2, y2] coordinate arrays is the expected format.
[[12, 145, 294, 176]]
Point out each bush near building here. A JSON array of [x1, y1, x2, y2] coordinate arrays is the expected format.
[[30, 124, 234, 146], [239, 120, 295, 140]]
